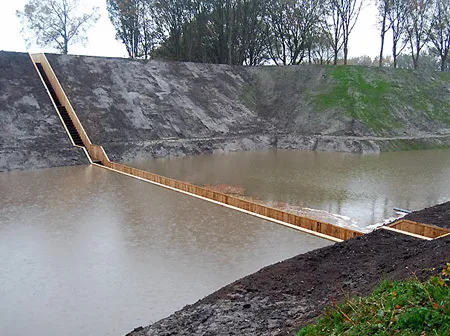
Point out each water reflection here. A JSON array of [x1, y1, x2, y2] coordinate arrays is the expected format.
[[128, 149, 450, 227], [0, 165, 330, 336]]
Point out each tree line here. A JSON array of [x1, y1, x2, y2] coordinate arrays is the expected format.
[[16, 0, 450, 71], [105, 0, 364, 66], [377, 0, 450, 71]]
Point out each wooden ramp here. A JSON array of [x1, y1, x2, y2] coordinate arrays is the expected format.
[[30, 53, 363, 243]]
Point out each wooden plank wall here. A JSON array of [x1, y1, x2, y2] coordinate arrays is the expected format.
[[105, 161, 363, 241], [32, 53, 363, 242], [389, 219, 450, 239]]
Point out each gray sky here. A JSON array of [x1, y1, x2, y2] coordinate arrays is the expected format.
[[0, 0, 392, 60]]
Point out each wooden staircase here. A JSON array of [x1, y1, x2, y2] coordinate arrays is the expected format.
[[35, 63, 84, 147]]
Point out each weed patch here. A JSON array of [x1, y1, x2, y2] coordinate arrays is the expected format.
[[241, 83, 257, 109], [298, 264, 450, 336], [313, 67, 398, 135]]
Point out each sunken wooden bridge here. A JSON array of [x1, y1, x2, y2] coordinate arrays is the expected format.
[[31, 53, 448, 243]]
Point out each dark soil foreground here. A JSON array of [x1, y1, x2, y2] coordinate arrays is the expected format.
[[128, 203, 450, 336]]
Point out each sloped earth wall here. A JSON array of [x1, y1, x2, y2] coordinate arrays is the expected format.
[[129, 202, 450, 336], [46, 54, 450, 163], [0, 51, 88, 171], [2, 53, 450, 171], [248, 65, 450, 137], [46, 54, 272, 162]]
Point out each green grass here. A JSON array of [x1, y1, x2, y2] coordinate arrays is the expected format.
[[297, 264, 450, 336], [397, 71, 450, 126], [313, 66, 399, 135], [312, 66, 450, 135], [241, 83, 257, 109]]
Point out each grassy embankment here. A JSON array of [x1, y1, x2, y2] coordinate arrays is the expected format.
[[313, 66, 450, 136], [297, 264, 450, 336], [244, 65, 450, 150]]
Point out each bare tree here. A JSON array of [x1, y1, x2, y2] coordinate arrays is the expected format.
[[330, 0, 364, 65], [376, 0, 391, 66], [107, 0, 160, 59], [17, 0, 99, 54], [265, 0, 327, 65], [311, 28, 335, 64], [387, 0, 409, 68], [429, 0, 450, 71], [327, 1, 344, 64], [405, 0, 433, 69]]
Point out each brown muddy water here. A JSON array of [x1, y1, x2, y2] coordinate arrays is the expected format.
[[128, 149, 450, 230], [0, 165, 331, 336]]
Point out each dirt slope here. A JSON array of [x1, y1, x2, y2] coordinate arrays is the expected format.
[[46, 54, 270, 161], [3, 52, 449, 170], [46, 54, 450, 162], [0, 51, 88, 171]]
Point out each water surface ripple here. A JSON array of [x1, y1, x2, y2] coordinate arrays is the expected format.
[[0, 165, 330, 336]]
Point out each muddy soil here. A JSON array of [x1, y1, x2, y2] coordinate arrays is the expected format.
[[405, 202, 450, 229], [127, 202, 450, 336]]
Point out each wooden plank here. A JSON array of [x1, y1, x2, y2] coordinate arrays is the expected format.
[[30, 53, 111, 164], [93, 163, 345, 243], [388, 219, 450, 239], [107, 162, 363, 241], [381, 226, 433, 240]]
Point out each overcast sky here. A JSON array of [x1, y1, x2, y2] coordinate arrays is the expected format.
[[0, 0, 392, 60]]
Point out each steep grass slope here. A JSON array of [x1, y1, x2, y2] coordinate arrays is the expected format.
[[249, 65, 450, 136]]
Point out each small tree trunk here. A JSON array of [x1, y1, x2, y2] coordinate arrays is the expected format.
[[412, 53, 418, 69], [333, 45, 338, 65], [228, 6, 233, 65], [343, 41, 348, 65], [392, 37, 397, 69], [379, 15, 387, 67]]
